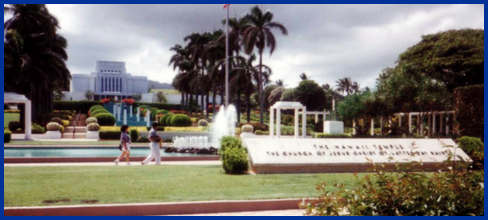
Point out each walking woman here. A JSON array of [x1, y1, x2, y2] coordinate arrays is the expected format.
[[115, 125, 131, 165]]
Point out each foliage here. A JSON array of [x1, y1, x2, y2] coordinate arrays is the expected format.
[[85, 90, 94, 100], [457, 136, 484, 169], [89, 105, 105, 113], [32, 123, 46, 134], [99, 131, 121, 140], [238, 123, 269, 132], [4, 110, 20, 113], [294, 80, 327, 111], [129, 129, 139, 143], [398, 29, 484, 91], [90, 108, 110, 117], [132, 93, 142, 102], [164, 127, 207, 132], [54, 101, 102, 114], [121, 98, 135, 105], [8, 121, 23, 133], [190, 117, 198, 123], [61, 120, 70, 127], [315, 133, 351, 138], [254, 130, 270, 135], [101, 98, 110, 104], [100, 126, 147, 133], [454, 85, 484, 140], [156, 91, 168, 103], [86, 117, 97, 125], [135, 102, 182, 111], [268, 86, 284, 107], [170, 114, 192, 127], [197, 119, 209, 127], [301, 161, 484, 216], [4, 104, 10, 110], [46, 122, 61, 131], [160, 113, 174, 126], [219, 136, 249, 174], [242, 124, 254, 133], [50, 117, 63, 125], [94, 113, 116, 126], [281, 89, 296, 102], [4, 130, 12, 143], [87, 123, 100, 132]]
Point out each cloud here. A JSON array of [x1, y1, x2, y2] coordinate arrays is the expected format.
[[5, 4, 484, 90]]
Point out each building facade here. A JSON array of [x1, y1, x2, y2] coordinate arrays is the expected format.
[[64, 61, 149, 101]]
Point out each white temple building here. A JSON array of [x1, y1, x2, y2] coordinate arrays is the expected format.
[[63, 61, 151, 101]]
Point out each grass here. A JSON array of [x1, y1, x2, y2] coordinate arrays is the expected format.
[[4, 165, 364, 207], [4, 113, 19, 129], [150, 89, 181, 95]]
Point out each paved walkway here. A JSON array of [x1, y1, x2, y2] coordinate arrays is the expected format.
[[169, 209, 305, 216], [4, 161, 222, 167]]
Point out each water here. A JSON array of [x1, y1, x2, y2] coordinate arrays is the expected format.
[[4, 148, 215, 158], [172, 136, 211, 148]]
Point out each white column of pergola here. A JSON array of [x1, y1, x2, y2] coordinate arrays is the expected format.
[[270, 101, 307, 138], [392, 111, 456, 136], [4, 93, 32, 140]]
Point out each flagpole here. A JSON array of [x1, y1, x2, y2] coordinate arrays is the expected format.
[[225, 4, 230, 108]]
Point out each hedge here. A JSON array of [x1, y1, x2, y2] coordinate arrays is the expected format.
[[32, 123, 46, 134], [135, 102, 182, 111], [54, 101, 101, 114], [454, 85, 483, 140], [95, 113, 116, 126], [160, 113, 174, 126], [130, 129, 139, 143], [457, 136, 484, 169], [170, 114, 192, 127], [315, 133, 352, 138], [99, 131, 121, 140], [8, 121, 23, 133], [4, 130, 11, 143]]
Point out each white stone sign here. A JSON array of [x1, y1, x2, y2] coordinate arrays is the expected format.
[[242, 138, 472, 174]]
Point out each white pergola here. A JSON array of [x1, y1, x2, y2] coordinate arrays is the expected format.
[[269, 101, 307, 138], [307, 111, 331, 123], [4, 93, 32, 140], [393, 111, 456, 136]]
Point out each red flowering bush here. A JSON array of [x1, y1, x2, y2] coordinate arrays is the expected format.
[[101, 98, 111, 104], [122, 98, 135, 105]]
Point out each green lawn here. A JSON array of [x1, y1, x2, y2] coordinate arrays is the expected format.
[[4, 165, 363, 207], [4, 113, 19, 129]]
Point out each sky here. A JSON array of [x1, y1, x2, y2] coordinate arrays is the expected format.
[[4, 4, 485, 89]]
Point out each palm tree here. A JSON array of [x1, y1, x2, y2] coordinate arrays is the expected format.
[[335, 77, 353, 96], [299, 73, 309, 81], [4, 4, 71, 124], [242, 5, 288, 124], [351, 82, 361, 94], [275, 79, 285, 87]]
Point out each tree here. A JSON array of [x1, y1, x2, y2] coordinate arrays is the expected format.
[[4, 4, 71, 124], [85, 90, 94, 101], [335, 77, 352, 95], [275, 79, 285, 87], [243, 5, 288, 124], [132, 93, 142, 102], [398, 29, 484, 91], [299, 73, 309, 80], [281, 89, 296, 102], [268, 86, 284, 107], [156, 91, 168, 104], [294, 80, 327, 111]]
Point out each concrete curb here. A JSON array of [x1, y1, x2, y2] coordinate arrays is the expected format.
[[4, 199, 302, 216], [4, 156, 220, 163]]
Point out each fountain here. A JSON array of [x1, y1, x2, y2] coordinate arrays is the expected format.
[[166, 105, 237, 154]]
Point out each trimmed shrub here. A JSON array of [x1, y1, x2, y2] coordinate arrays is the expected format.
[[315, 133, 352, 138], [95, 113, 116, 126], [239, 123, 268, 132], [87, 123, 100, 131], [32, 123, 46, 134], [134, 102, 182, 111], [130, 129, 140, 143], [242, 125, 254, 133], [454, 85, 484, 140], [89, 105, 105, 113], [166, 114, 175, 126], [50, 117, 63, 125], [59, 126, 65, 133], [61, 120, 70, 127], [86, 117, 98, 125], [255, 130, 270, 135], [4, 130, 12, 143], [458, 136, 484, 169], [197, 119, 209, 127], [46, 122, 61, 131], [159, 113, 174, 126], [99, 131, 121, 140], [191, 117, 198, 123], [170, 114, 192, 127], [4, 104, 9, 110], [8, 121, 22, 133], [219, 136, 249, 174], [90, 109, 109, 117], [54, 101, 101, 114]]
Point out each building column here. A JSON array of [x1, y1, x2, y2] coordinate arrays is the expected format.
[[371, 118, 374, 136], [294, 108, 299, 139], [270, 107, 274, 138], [315, 114, 318, 123], [123, 108, 127, 125], [277, 108, 281, 138], [432, 113, 436, 135], [117, 104, 121, 121], [146, 109, 151, 127], [137, 106, 140, 122], [302, 107, 307, 138], [25, 101, 32, 140], [130, 105, 133, 118]]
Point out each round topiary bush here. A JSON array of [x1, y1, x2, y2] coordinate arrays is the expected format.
[[62, 120, 70, 127], [198, 119, 209, 127], [170, 114, 192, 127], [160, 113, 174, 126], [89, 105, 104, 113], [50, 117, 63, 125], [8, 121, 22, 133], [32, 123, 46, 134], [86, 117, 98, 125], [95, 113, 116, 126], [46, 122, 61, 131], [90, 108, 109, 117], [87, 123, 100, 131], [4, 130, 12, 143], [242, 124, 254, 133], [130, 129, 140, 143]]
